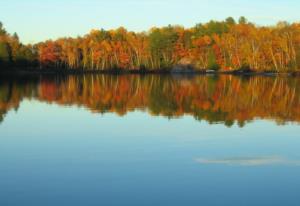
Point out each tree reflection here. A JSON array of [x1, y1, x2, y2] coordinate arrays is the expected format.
[[0, 74, 299, 126]]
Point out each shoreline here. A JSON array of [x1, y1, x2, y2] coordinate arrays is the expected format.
[[1, 68, 300, 77]]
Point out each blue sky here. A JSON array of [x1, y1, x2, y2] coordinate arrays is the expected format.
[[0, 0, 299, 44]]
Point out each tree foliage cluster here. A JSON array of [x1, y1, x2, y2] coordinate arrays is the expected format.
[[0, 22, 37, 68], [1, 17, 300, 72]]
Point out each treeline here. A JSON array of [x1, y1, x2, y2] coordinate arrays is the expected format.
[[1, 17, 300, 72], [1, 75, 300, 126], [0, 22, 38, 68]]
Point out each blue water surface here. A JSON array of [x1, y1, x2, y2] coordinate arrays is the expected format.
[[0, 100, 300, 206]]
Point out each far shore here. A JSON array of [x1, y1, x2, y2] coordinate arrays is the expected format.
[[1, 67, 300, 77]]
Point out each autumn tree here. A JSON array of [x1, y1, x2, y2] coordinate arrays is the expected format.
[[1, 18, 300, 72]]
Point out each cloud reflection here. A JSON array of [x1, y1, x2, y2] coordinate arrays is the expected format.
[[195, 156, 300, 166]]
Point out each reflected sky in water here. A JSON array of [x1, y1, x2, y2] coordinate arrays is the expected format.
[[0, 97, 300, 206]]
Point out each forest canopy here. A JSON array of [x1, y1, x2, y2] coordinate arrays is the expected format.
[[0, 17, 300, 72]]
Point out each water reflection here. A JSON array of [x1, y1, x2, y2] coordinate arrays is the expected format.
[[1, 74, 300, 206], [0, 74, 300, 126], [196, 156, 300, 166]]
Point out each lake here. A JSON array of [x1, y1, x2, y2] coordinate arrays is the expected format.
[[0, 74, 300, 206]]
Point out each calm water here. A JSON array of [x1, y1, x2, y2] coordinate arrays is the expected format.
[[0, 74, 300, 206]]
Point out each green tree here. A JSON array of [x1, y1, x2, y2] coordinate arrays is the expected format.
[[0, 22, 7, 35], [239, 16, 248, 24], [207, 50, 219, 71], [0, 42, 11, 66], [15, 45, 37, 66], [149, 26, 178, 69], [226, 17, 236, 25], [194, 20, 229, 37]]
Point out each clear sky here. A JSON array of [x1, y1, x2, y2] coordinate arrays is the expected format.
[[0, 0, 299, 44]]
